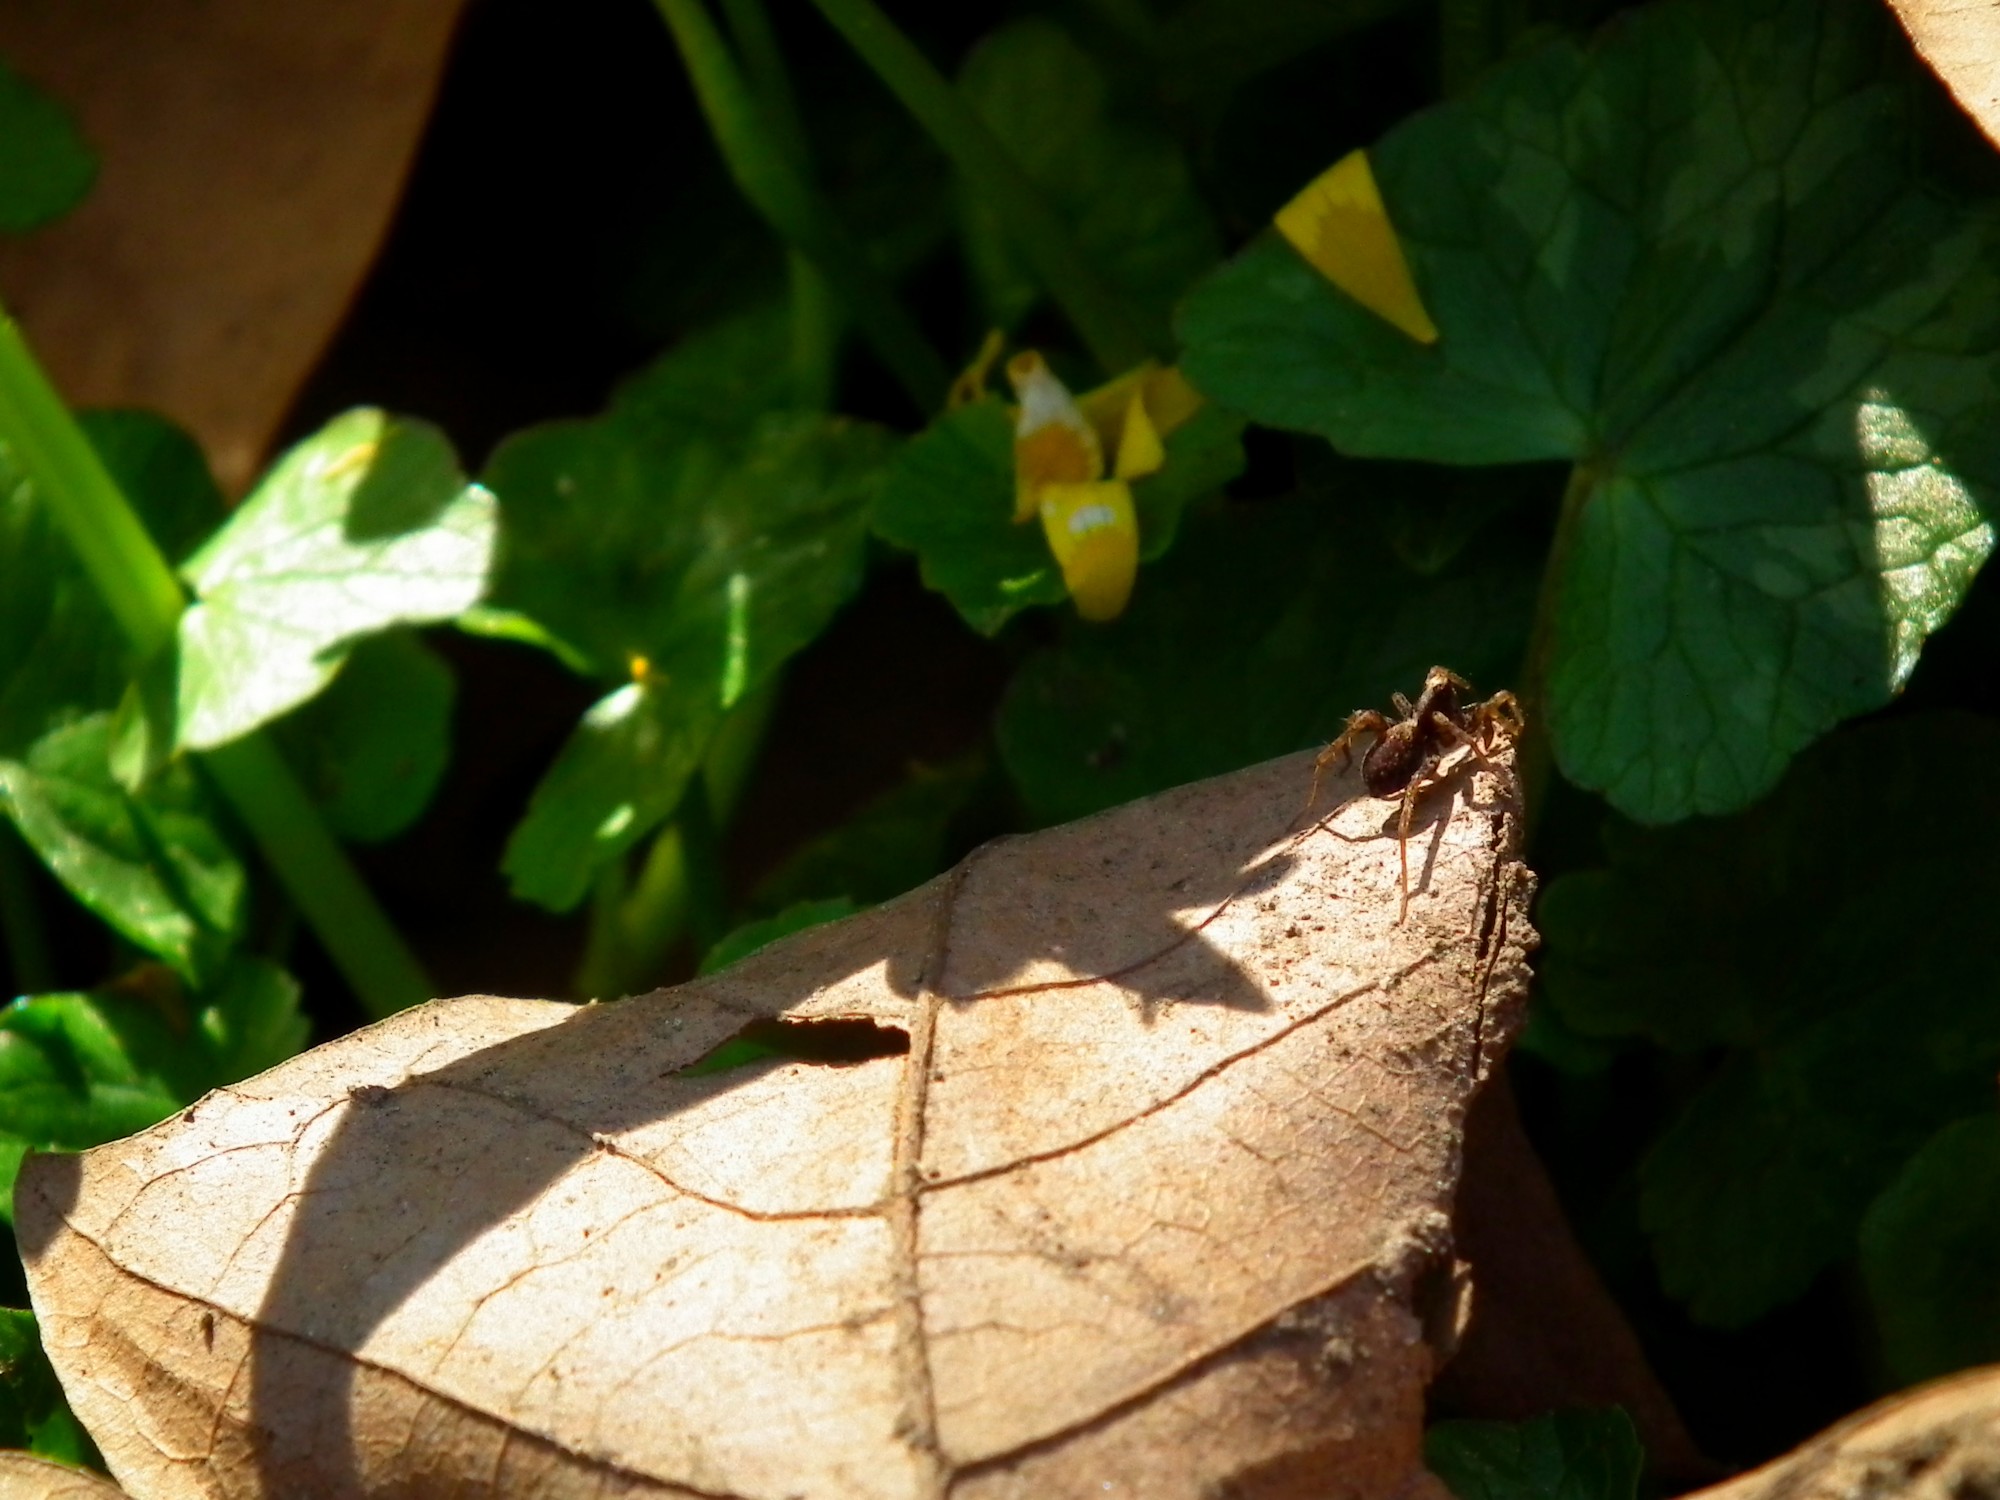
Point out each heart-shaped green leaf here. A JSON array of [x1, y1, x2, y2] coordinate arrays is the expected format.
[[1178, 0, 2000, 822], [1540, 714, 2000, 1324], [0, 715, 243, 983], [486, 341, 892, 911], [176, 408, 495, 751]]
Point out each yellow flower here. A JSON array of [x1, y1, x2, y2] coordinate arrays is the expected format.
[[1274, 148, 1438, 344], [1005, 352, 1201, 621]]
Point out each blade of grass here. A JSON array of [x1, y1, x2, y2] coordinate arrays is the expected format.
[[804, 0, 1159, 374], [716, 0, 841, 407], [655, 0, 947, 411], [0, 308, 432, 1017]]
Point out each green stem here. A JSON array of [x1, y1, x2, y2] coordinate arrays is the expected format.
[[0, 318, 181, 659], [0, 306, 432, 1017], [201, 738, 431, 1016], [656, 0, 947, 410], [803, 0, 1158, 374], [715, 0, 840, 406], [720, 0, 809, 162], [1516, 461, 1592, 848], [0, 820, 54, 994]]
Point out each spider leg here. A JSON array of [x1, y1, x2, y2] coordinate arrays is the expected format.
[[1307, 709, 1392, 816], [1470, 691, 1525, 750]]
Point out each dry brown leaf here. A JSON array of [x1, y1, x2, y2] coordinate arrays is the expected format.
[[0, 1453, 128, 1500], [1884, 1, 2000, 154], [0, 0, 468, 491], [18, 746, 1535, 1500], [1686, 1365, 2000, 1500]]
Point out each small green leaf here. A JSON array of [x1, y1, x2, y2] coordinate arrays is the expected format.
[[753, 753, 991, 912], [192, 955, 307, 1086], [0, 1307, 98, 1467], [699, 897, 859, 975], [0, 61, 95, 233], [873, 401, 1065, 633], [1178, 0, 2000, 822], [998, 497, 1537, 824], [1541, 714, 2000, 1324], [959, 20, 1218, 339], [176, 408, 495, 751], [1426, 1409, 1643, 1500], [502, 679, 720, 913], [487, 332, 891, 911], [0, 958, 303, 1223], [0, 715, 243, 983], [1861, 1115, 2000, 1386], [276, 631, 454, 843], [0, 411, 224, 757], [872, 396, 1244, 635]]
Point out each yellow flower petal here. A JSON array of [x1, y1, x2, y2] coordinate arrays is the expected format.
[[1274, 148, 1439, 345], [1113, 390, 1164, 480], [1008, 351, 1102, 522], [1076, 362, 1204, 452], [1039, 480, 1138, 621]]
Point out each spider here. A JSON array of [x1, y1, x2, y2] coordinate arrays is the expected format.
[[1308, 666, 1524, 922]]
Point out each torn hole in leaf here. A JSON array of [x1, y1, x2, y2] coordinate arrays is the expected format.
[[676, 1016, 911, 1077]]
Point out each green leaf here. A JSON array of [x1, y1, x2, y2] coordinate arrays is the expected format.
[[487, 329, 892, 910], [958, 20, 1219, 339], [872, 401, 1064, 632], [501, 679, 721, 913], [872, 396, 1244, 635], [699, 897, 859, 975], [191, 954, 308, 1086], [0, 958, 303, 1223], [1540, 714, 2000, 1324], [0, 411, 225, 757], [0, 715, 243, 983], [0, 61, 95, 233], [1426, 1409, 1643, 1500], [176, 408, 495, 751], [0, 1307, 98, 1467], [275, 631, 454, 843], [1861, 1115, 2000, 1386], [752, 753, 991, 912], [1178, 0, 2000, 822], [998, 497, 1537, 824]]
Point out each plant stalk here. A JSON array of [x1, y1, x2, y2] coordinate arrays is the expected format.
[[0, 307, 433, 1017], [656, 0, 947, 411], [803, 0, 1158, 374], [201, 738, 433, 1015]]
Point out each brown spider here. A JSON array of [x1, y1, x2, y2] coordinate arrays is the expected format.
[[1308, 666, 1524, 922]]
